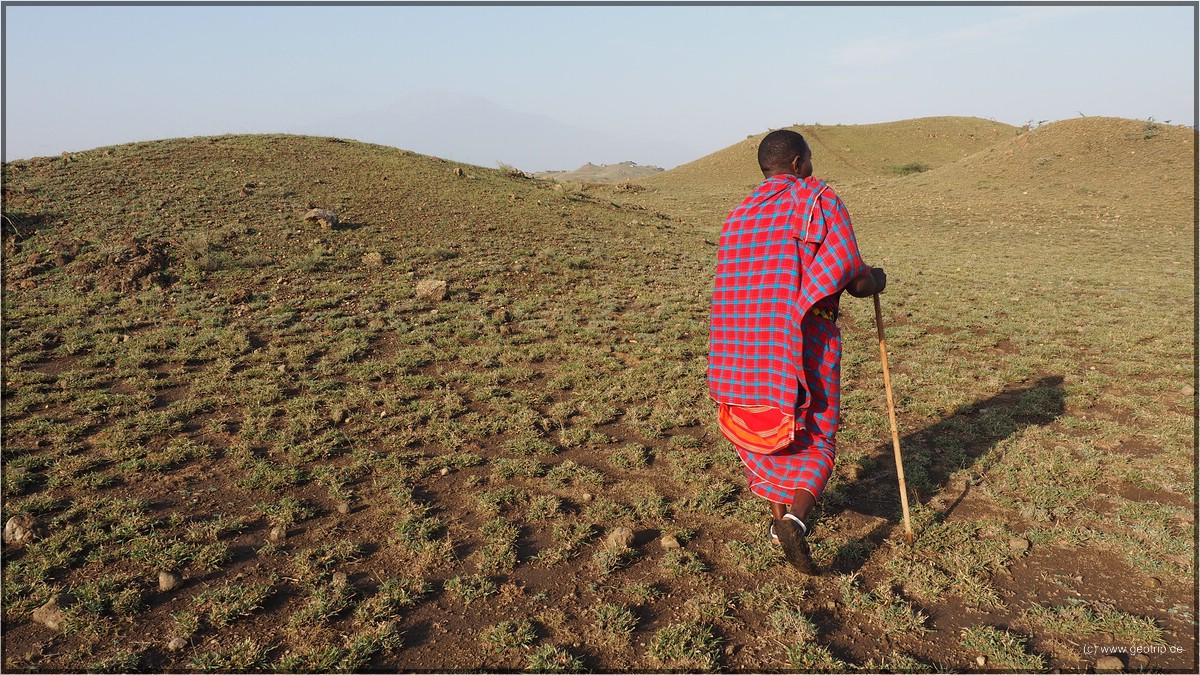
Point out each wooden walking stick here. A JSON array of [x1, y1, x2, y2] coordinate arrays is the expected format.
[[873, 293, 915, 544]]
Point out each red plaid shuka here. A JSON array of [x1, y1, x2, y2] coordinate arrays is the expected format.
[[708, 174, 868, 503]]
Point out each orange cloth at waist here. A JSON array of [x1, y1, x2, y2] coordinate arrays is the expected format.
[[717, 402, 795, 455]]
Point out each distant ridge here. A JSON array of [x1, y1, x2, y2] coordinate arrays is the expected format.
[[534, 161, 664, 184]]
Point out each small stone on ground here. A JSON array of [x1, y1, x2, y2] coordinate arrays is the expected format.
[[32, 596, 66, 630], [158, 570, 183, 592], [4, 514, 41, 545], [303, 208, 339, 229], [416, 279, 448, 302], [607, 527, 635, 548]]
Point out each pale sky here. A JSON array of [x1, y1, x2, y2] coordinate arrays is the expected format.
[[2, 2, 1196, 168]]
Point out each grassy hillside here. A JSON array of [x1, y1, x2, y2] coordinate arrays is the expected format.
[[2, 121, 1196, 673], [864, 116, 1195, 224], [2, 135, 720, 672], [628, 117, 1019, 226]]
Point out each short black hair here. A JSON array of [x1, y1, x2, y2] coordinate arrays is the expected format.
[[758, 129, 809, 173]]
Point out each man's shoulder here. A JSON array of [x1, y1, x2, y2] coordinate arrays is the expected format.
[[726, 198, 789, 231], [798, 176, 835, 197], [795, 178, 850, 214]]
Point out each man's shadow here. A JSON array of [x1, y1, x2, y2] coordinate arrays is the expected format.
[[819, 375, 1065, 573]]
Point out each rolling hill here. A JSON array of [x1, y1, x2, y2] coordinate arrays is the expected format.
[[651, 116, 1020, 188], [867, 116, 1196, 225], [1, 118, 1195, 673], [608, 116, 1193, 234], [622, 117, 1019, 226]]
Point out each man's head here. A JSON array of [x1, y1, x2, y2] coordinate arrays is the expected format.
[[758, 129, 812, 179]]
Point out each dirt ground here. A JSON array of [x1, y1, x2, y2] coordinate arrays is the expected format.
[[2, 120, 1195, 672]]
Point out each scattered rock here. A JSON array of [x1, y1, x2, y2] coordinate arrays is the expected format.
[[659, 534, 681, 550], [825, 601, 837, 612], [335, 501, 351, 515], [32, 595, 66, 630], [1144, 576, 1162, 589], [607, 527, 635, 549], [416, 279, 448, 302], [158, 570, 183, 592], [1009, 537, 1031, 554], [438, 467, 450, 476], [3, 514, 42, 545], [579, 493, 594, 504], [453, 167, 464, 177], [1182, 385, 1195, 397], [1095, 655, 1124, 672], [303, 208, 339, 229], [976, 655, 987, 667], [268, 525, 287, 544], [167, 637, 188, 652], [1128, 653, 1150, 670], [71, 237, 169, 293]]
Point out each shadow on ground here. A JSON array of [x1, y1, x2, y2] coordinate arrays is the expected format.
[[823, 375, 1065, 573]]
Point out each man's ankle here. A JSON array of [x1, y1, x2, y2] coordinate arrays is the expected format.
[[782, 512, 807, 534]]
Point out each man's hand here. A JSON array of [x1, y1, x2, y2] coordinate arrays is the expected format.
[[846, 267, 886, 297]]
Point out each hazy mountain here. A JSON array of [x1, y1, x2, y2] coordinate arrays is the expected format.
[[299, 89, 698, 172]]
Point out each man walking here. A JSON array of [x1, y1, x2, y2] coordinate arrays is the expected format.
[[708, 129, 886, 572]]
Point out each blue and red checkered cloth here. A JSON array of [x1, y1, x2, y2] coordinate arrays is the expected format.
[[708, 174, 869, 502]]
